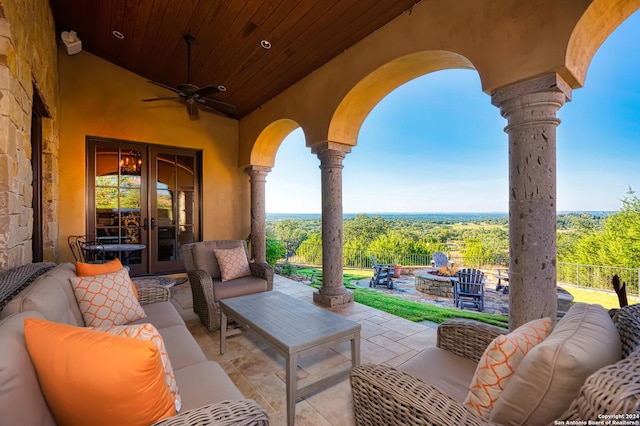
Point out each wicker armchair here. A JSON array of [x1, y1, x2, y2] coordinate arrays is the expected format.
[[351, 306, 640, 425], [181, 240, 274, 332], [153, 399, 269, 426]]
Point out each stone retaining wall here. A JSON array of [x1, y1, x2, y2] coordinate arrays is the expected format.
[[414, 271, 454, 298]]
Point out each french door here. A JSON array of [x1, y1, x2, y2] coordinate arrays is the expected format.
[[87, 138, 201, 275]]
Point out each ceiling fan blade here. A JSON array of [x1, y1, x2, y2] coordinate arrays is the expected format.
[[186, 101, 199, 120], [141, 96, 183, 102], [196, 99, 236, 118], [147, 80, 184, 95], [193, 85, 220, 98], [199, 97, 237, 111]]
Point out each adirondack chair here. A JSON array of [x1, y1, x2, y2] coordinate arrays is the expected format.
[[430, 251, 453, 268], [369, 255, 394, 289], [454, 268, 486, 312]]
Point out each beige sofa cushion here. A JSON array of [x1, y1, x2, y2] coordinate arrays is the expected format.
[[1, 263, 84, 326], [129, 300, 187, 329], [156, 325, 208, 370], [399, 346, 478, 402], [491, 303, 622, 425], [0, 311, 56, 426], [175, 361, 245, 411]]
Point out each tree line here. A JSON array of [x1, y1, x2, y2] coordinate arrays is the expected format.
[[265, 190, 638, 269]]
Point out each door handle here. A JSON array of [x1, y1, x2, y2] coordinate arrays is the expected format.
[[142, 218, 148, 231], [150, 218, 156, 230]]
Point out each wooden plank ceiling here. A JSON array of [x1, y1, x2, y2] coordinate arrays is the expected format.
[[49, 0, 420, 119]]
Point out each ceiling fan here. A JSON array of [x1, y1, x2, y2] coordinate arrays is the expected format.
[[142, 34, 236, 120]]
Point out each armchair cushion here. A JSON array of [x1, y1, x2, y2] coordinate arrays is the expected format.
[[399, 347, 478, 402], [24, 318, 176, 426], [491, 303, 622, 425], [69, 268, 146, 327], [213, 246, 251, 282], [213, 275, 269, 302], [464, 317, 552, 418]]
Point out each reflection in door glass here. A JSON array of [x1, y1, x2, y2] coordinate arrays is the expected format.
[[94, 147, 142, 264], [155, 154, 196, 262]]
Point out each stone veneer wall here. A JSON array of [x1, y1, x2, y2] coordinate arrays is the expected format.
[[0, 0, 59, 271]]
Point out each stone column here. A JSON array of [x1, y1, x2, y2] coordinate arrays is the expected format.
[[492, 73, 572, 330], [246, 165, 271, 263], [311, 141, 354, 307]]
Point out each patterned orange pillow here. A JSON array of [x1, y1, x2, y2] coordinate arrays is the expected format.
[[464, 317, 553, 419], [95, 323, 181, 412], [69, 268, 146, 327], [75, 259, 139, 300], [213, 246, 251, 281]]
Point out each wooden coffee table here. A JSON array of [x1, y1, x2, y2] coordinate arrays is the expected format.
[[219, 291, 361, 426]]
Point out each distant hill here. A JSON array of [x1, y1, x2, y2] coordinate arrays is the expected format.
[[266, 211, 613, 222]]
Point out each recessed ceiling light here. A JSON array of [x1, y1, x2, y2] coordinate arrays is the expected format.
[[112, 30, 124, 40], [217, 85, 227, 92], [260, 39, 272, 50]]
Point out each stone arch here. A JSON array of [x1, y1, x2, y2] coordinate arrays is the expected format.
[[249, 118, 304, 168], [566, 0, 640, 87], [328, 51, 476, 146]]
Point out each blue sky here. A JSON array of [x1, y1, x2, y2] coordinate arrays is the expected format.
[[266, 11, 640, 214]]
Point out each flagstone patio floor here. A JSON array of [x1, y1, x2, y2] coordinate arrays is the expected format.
[[169, 274, 439, 426]]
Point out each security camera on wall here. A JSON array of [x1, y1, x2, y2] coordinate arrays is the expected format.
[[61, 30, 82, 55]]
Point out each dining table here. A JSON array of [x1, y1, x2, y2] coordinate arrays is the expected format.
[[87, 243, 146, 266]]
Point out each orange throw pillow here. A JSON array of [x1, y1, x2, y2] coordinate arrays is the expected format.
[[69, 268, 146, 327], [213, 246, 251, 281], [464, 317, 553, 418], [24, 318, 175, 426], [75, 258, 123, 276], [75, 259, 139, 299], [96, 323, 181, 412]]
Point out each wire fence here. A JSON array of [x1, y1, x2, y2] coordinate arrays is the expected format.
[[277, 240, 640, 296]]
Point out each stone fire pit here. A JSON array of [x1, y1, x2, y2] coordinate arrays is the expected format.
[[414, 269, 454, 298]]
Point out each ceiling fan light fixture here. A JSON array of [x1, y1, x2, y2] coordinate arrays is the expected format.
[[112, 30, 125, 40], [260, 39, 272, 49], [217, 85, 227, 92]]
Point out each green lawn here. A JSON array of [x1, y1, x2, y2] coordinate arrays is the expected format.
[[294, 268, 509, 328], [290, 268, 637, 327], [563, 285, 639, 310]]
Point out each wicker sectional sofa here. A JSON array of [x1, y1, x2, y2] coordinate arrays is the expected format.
[[351, 302, 640, 425], [0, 262, 269, 425]]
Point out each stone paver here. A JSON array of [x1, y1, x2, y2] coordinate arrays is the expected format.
[[171, 274, 439, 426]]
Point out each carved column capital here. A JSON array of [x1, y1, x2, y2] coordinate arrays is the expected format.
[[245, 165, 271, 181]]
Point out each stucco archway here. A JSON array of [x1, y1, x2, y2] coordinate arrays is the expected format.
[[565, 0, 640, 88], [249, 118, 304, 168], [246, 119, 304, 262], [328, 51, 476, 146]]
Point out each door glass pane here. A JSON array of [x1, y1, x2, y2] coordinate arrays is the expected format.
[[154, 153, 197, 263], [94, 146, 143, 264]]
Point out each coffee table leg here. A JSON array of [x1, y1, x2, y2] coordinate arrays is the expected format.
[[352, 330, 361, 367], [220, 311, 227, 355], [286, 352, 298, 426]]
